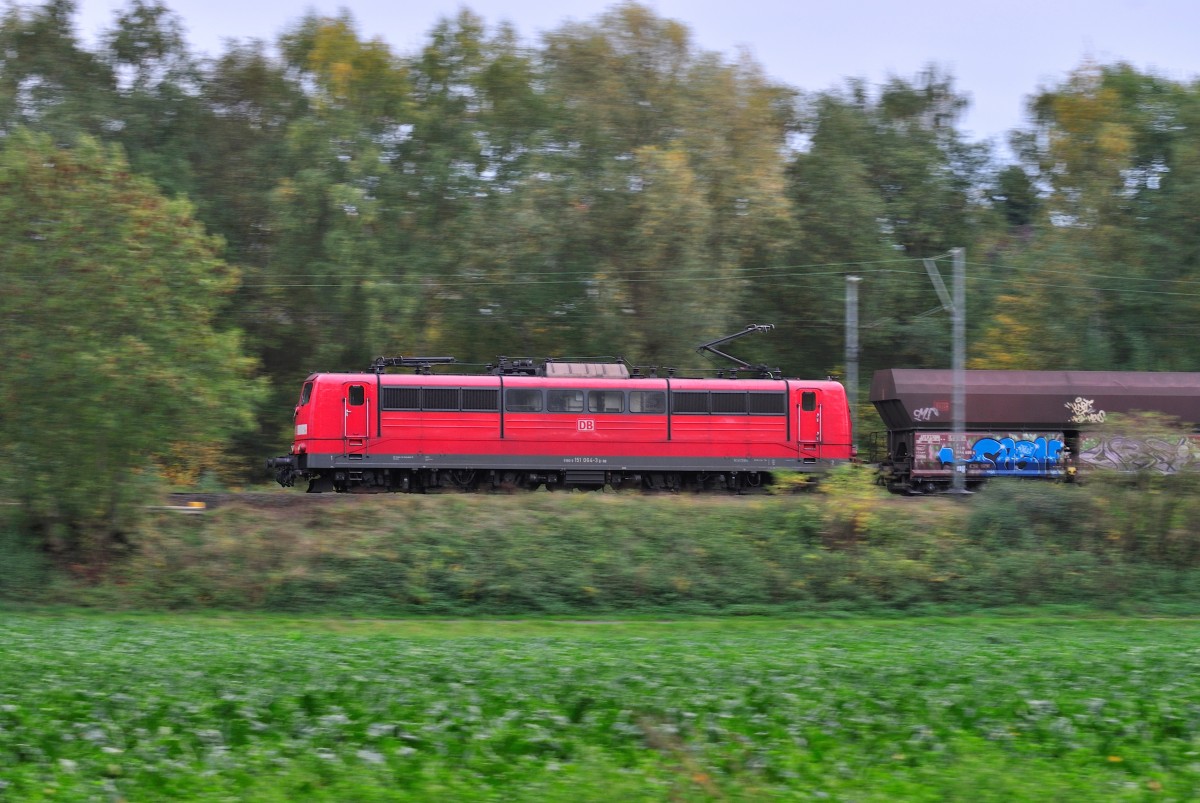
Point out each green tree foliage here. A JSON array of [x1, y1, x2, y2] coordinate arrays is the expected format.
[[990, 164, 1039, 228], [261, 3, 796, 372], [759, 67, 994, 378], [529, 2, 795, 366], [100, 0, 206, 198], [0, 130, 263, 554], [269, 9, 430, 372], [0, 0, 116, 138], [981, 62, 1200, 371], [397, 12, 556, 363], [191, 41, 304, 273]]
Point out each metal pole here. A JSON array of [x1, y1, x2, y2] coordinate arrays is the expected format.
[[845, 275, 862, 443], [951, 247, 966, 493]]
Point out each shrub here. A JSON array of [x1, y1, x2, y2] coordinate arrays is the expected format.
[[19, 482, 1200, 615]]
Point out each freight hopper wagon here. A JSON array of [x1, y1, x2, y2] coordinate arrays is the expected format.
[[870, 369, 1200, 493], [269, 356, 854, 494]]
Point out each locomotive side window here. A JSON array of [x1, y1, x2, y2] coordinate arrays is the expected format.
[[801, 391, 817, 411], [748, 392, 786, 415], [348, 385, 365, 406], [547, 389, 585, 413], [588, 390, 624, 414], [462, 389, 500, 412], [672, 391, 709, 414], [381, 387, 420, 410], [423, 388, 460, 411], [505, 388, 542, 412], [711, 392, 747, 414], [299, 381, 314, 405], [629, 391, 666, 414]]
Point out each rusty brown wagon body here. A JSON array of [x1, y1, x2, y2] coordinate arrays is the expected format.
[[869, 369, 1200, 493]]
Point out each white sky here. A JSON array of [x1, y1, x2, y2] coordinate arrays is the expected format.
[[67, 0, 1200, 154]]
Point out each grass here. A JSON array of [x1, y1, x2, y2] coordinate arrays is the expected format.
[[1, 613, 1198, 800]]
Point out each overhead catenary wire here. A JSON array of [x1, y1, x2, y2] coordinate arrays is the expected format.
[[12, 253, 1200, 299], [230, 262, 1200, 300]]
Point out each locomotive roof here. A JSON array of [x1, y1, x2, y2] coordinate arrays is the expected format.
[[309, 371, 830, 390], [870, 369, 1200, 431]]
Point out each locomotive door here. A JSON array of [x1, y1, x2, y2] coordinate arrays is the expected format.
[[797, 389, 822, 458], [343, 382, 369, 452]]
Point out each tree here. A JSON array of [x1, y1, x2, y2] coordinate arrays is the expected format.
[[767, 67, 994, 378], [98, 0, 207, 200], [0, 130, 263, 555], [991, 164, 1039, 229], [268, 9, 556, 371], [0, 0, 116, 138], [524, 2, 793, 366], [269, 10, 418, 373], [995, 62, 1200, 371]]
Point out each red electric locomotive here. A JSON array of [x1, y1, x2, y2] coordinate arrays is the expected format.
[[267, 327, 854, 493]]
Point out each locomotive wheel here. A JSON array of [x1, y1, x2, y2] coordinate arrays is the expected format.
[[494, 471, 525, 492], [307, 475, 335, 494], [449, 469, 477, 491]]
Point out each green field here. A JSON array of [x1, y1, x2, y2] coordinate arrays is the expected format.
[[2, 614, 1198, 800]]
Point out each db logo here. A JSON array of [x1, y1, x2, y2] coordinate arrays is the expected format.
[[577, 419, 596, 431]]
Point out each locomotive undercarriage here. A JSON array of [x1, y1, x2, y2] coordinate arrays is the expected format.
[[298, 467, 771, 494]]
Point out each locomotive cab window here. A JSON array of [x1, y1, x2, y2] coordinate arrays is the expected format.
[[505, 388, 542, 412], [629, 391, 666, 414], [801, 391, 817, 411], [299, 381, 314, 406], [348, 385, 365, 406], [547, 389, 585, 413], [588, 390, 624, 414]]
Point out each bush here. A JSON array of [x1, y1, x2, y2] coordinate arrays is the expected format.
[[15, 481, 1200, 615], [966, 480, 1097, 551], [0, 517, 51, 600]]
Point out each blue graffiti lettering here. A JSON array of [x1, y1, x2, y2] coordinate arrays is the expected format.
[[939, 436, 1065, 476]]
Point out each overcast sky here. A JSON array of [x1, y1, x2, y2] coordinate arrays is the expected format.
[[68, 0, 1199, 154]]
